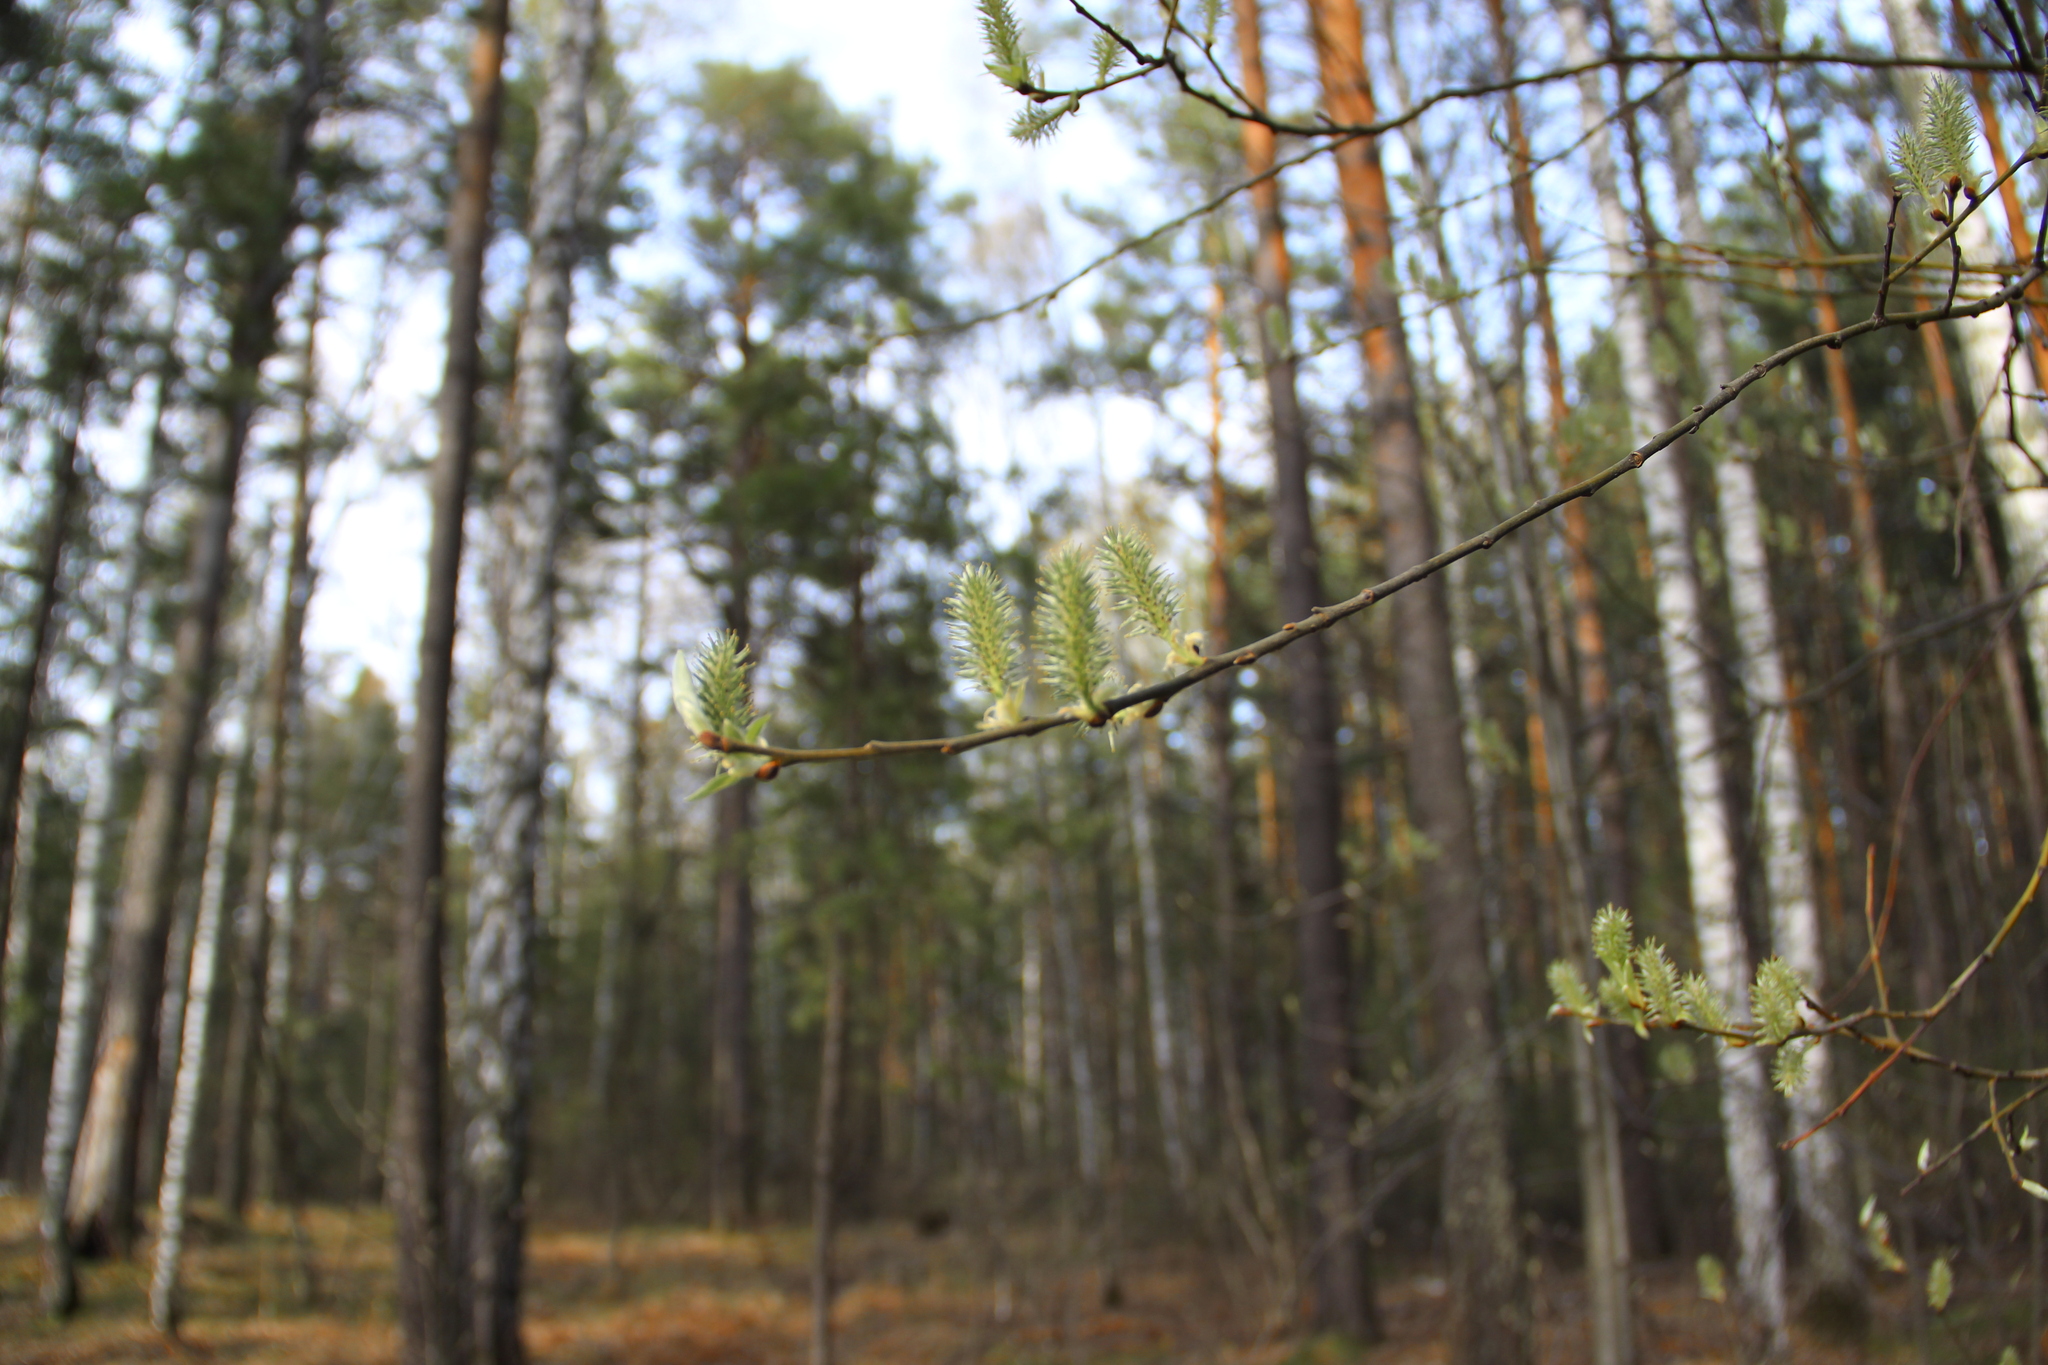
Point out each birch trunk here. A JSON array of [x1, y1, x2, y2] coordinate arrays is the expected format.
[[37, 293, 181, 1314], [1044, 847, 1102, 1186], [1558, 3, 1789, 1348], [1127, 731, 1189, 1191], [1373, 13, 1634, 1357], [1232, 0, 1374, 1332], [150, 742, 249, 1331], [1648, 0, 1863, 1313], [68, 0, 326, 1256], [218, 253, 326, 1216], [1302, 0, 1529, 1354], [458, 0, 597, 1358]]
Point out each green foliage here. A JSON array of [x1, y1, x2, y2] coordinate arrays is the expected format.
[[1096, 528, 1200, 667], [1892, 77, 1978, 220], [1771, 1038, 1813, 1095], [1034, 546, 1118, 721], [1635, 940, 1684, 1026], [1696, 1254, 1727, 1304], [1546, 960, 1596, 1020], [1926, 1254, 1953, 1313], [1090, 31, 1125, 83], [1750, 956, 1806, 1046], [978, 0, 1036, 89], [1681, 973, 1729, 1034], [947, 563, 1026, 727], [673, 632, 772, 798]]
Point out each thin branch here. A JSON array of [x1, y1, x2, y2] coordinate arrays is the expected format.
[[699, 265, 2047, 772]]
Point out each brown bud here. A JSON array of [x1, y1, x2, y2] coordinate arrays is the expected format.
[[755, 760, 781, 782]]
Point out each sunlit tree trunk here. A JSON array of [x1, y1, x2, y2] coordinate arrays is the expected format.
[[1648, 0, 1864, 1315], [458, 0, 597, 1357], [1558, 3, 1789, 1348], [1302, 0, 1530, 1355], [395, 0, 510, 1357]]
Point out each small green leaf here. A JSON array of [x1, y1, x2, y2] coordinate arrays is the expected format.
[[978, 0, 1036, 87], [2021, 1178, 2048, 1202], [1926, 1254, 1953, 1314], [1916, 1138, 1933, 1172], [1751, 956, 1807, 1046], [689, 769, 747, 801], [1696, 1254, 1727, 1304], [1770, 1038, 1813, 1096], [1682, 973, 1730, 1034], [1035, 546, 1118, 719], [1547, 960, 1596, 1019]]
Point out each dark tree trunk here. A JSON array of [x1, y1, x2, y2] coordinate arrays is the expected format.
[[1234, 0, 1374, 1336], [393, 1, 510, 1360], [710, 582, 757, 1229]]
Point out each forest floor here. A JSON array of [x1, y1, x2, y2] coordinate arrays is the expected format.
[[0, 1195, 2031, 1363]]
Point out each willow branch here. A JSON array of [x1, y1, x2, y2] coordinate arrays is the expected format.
[[702, 265, 2047, 772]]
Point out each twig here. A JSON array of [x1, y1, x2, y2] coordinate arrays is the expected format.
[[701, 267, 2047, 773]]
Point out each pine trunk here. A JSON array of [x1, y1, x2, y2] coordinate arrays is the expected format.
[[1233, 0, 1375, 1334], [1302, 0, 1530, 1356], [1557, 3, 1789, 1347], [394, 0, 510, 1357]]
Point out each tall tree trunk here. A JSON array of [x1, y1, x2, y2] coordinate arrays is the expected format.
[[458, 0, 596, 1357], [0, 749, 42, 1148], [592, 518, 650, 1272], [66, 0, 326, 1258], [37, 282, 183, 1314], [1301, 0, 1530, 1356], [1127, 729, 1189, 1192], [809, 926, 847, 1365], [1558, 3, 1789, 1348], [0, 238, 122, 1092], [150, 668, 261, 1332], [1233, 0, 1375, 1334], [710, 759, 756, 1228], [1374, 13, 1635, 1358], [218, 251, 327, 1217], [1649, 0, 1864, 1318], [395, 0, 511, 1358]]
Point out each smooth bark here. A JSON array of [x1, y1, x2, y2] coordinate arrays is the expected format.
[[1648, 0, 1864, 1312], [1558, 3, 1789, 1347]]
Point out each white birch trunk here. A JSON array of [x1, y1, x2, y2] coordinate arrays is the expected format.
[[150, 756, 243, 1332], [456, 0, 598, 1357], [37, 316, 177, 1312], [1648, 0, 1862, 1302], [1882, 0, 2048, 718], [1127, 732, 1188, 1191], [1559, 3, 1789, 1347]]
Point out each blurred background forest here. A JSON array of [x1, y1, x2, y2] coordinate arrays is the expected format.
[[0, 0, 2044, 1361]]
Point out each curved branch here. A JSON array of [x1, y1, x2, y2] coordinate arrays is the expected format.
[[703, 263, 2047, 772]]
